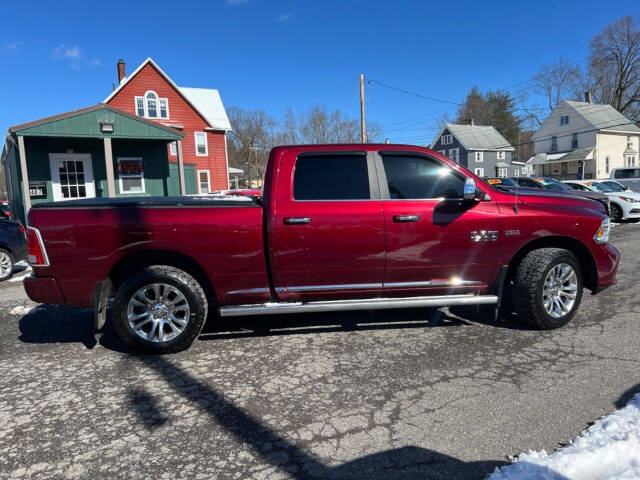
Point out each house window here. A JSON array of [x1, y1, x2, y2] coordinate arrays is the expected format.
[[572, 134, 578, 149], [514, 170, 520, 177], [627, 155, 637, 167], [627, 136, 632, 148], [169, 141, 177, 157], [197, 170, 211, 194], [438, 150, 446, 156], [496, 151, 505, 160], [134, 90, 169, 119], [605, 156, 610, 174], [474, 151, 483, 162], [117, 157, 145, 194], [449, 148, 459, 162], [522, 167, 527, 174], [560, 115, 569, 125], [194, 132, 208, 156], [497, 168, 508, 178], [442, 134, 453, 145], [474, 168, 484, 177], [550, 136, 558, 152]]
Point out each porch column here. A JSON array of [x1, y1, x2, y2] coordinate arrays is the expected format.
[[17, 135, 31, 213], [103, 138, 116, 198], [176, 140, 186, 195]]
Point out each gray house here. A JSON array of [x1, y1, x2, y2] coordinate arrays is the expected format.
[[430, 123, 522, 178]]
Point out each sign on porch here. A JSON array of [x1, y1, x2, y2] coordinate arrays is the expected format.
[[29, 182, 47, 198]]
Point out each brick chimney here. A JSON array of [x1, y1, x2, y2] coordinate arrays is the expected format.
[[584, 91, 592, 103], [117, 59, 126, 84]]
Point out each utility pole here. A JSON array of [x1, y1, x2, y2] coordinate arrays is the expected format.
[[359, 74, 366, 143]]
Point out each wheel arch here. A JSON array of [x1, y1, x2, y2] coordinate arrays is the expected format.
[[105, 249, 216, 303], [506, 236, 597, 291]]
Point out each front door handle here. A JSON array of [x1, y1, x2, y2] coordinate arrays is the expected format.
[[393, 214, 420, 223], [284, 217, 312, 225]]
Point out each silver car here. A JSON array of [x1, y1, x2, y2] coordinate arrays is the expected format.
[[563, 180, 640, 222]]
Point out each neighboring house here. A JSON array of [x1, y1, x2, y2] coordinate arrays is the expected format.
[[430, 122, 520, 178], [104, 58, 232, 193], [1, 104, 186, 225], [527, 95, 640, 180]]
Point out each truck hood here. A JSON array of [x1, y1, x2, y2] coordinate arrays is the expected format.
[[494, 186, 609, 214]]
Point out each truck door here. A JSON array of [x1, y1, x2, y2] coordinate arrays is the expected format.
[[271, 150, 385, 302], [376, 151, 501, 296]]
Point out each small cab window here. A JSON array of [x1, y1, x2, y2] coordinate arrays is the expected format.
[[293, 154, 370, 200], [380, 154, 465, 199]]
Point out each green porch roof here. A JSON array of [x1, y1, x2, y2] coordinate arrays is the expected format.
[[9, 104, 183, 140]]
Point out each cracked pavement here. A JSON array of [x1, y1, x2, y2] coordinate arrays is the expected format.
[[1, 224, 639, 479]]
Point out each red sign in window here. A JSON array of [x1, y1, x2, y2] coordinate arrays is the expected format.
[[117, 160, 144, 175]]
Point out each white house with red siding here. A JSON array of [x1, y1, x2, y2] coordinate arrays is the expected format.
[[103, 58, 231, 193]]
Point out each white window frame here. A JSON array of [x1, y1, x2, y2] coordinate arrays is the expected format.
[[134, 90, 170, 119], [194, 132, 208, 156], [169, 141, 177, 157], [522, 167, 527, 174], [48, 153, 96, 201], [514, 170, 520, 177], [448, 148, 459, 162], [474, 168, 484, 177], [197, 169, 211, 194], [605, 156, 610, 174], [474, 151, 483, 163], [496, 151, 505, 160], [560, 115, 569, 125], [117, 157, 145, 194], [550, 136, 558, 152], [497, 168, 508, 178], [441, 134, 453, 145], [627, 155, 636, 167]]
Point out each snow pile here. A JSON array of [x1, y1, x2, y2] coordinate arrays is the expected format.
[[489, 393, 640, 480]]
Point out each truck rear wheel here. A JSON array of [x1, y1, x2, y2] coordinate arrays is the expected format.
[[112, 265, 208, 353], [513, 248, 583, 329]]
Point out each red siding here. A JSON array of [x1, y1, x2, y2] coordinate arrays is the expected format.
[[107, 63, 229, 191]]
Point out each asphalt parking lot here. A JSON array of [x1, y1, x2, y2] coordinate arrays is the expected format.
[[1, 224, 639, 480]]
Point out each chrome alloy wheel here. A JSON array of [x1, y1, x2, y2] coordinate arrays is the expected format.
[[0, 252, 12, 279], [542, 263, 578, 318], [127, 283, 190, 343]]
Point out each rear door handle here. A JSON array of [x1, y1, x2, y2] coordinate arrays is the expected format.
[[393, 214, 420, 223], [284, 217, 312, 225]]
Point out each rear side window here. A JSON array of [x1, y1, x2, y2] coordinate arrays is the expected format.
[[380, 154, 465, 199], [293, 155, 370, 200]]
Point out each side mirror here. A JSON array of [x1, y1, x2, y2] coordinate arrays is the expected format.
[[463, 177, 484, 202]]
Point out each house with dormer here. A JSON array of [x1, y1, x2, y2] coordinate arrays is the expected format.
[[104, 58, 232, 193], [430, 122, 520, 178], [527, 94, 640, 180]]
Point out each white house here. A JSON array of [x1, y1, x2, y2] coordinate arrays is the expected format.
[[527, 96, 640, 180]]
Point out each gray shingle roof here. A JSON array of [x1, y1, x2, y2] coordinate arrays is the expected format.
[[442, 123, 514, 151], [565, 101, 640, 133]]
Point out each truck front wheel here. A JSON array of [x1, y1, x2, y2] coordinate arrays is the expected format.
[[513, 248, 583, 329], [112, 265, 208, 353]]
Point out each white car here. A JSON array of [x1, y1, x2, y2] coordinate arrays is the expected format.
[[563, 180, 640, 222]]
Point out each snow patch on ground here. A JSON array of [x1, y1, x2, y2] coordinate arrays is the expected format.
[[489, 393, 640, 480], [9, 305, 39, 316]]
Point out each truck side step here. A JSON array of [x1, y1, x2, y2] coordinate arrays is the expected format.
[[219, 294, 498, 317]]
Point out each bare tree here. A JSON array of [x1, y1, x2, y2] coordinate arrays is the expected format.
[[582, 15, 640, 120], [533, 58, 580, 112]]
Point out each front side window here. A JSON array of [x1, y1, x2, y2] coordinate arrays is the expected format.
[[550, 136, 558, 152], [117, 157, 145, 194], [197, 170, 211, 194], [381, 154, 466, 199], [293, 154, 370, 200], [194, 132, 208, 156], [474, 151, 483, 162]]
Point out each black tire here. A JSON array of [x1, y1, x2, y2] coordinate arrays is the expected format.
[[610, 203, 623, 222], [112, 265, 208, 353], [513, 248, 583, 330], [0, 248, 14, 282]]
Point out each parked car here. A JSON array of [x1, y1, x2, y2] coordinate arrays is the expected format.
[[24, 145, 618, 353], [610, 167, 640, 192], [0, 213, 27, 281], [212, 189, 262, 199], [1, 201, 11, 219], [511, 177, 610, 214], [563, 180, 640, 222], [599, 180, 634, 193]]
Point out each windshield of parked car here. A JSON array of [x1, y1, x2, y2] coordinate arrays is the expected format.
[[601, 181, 627, 192], [535, 177, 572, 191], [584, 182, 615, 193]]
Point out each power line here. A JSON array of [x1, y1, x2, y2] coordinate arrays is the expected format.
[[367, 79, 463, 106]]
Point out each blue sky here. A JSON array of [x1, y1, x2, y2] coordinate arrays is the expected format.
[[1, 0, 638, 144]]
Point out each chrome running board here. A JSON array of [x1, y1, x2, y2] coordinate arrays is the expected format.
[[219, 294, 498, 317]]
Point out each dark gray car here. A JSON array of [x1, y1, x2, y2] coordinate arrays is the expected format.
[[0, 212, 27, 281]]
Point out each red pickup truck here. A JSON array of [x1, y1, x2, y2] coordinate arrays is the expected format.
[[24, 144, 619, 353]]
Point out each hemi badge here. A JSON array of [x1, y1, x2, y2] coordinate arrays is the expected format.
[[470, 230, 498, 242], [505, 230, 520, 237]]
